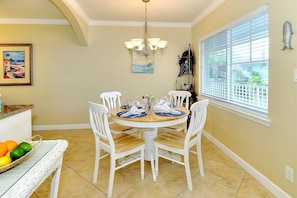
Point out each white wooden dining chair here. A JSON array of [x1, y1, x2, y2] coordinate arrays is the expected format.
[[89, 102, 145, 198], [100, 91, 139, 135], [160, 90, 192, 132], [154, 99, 209, 191]]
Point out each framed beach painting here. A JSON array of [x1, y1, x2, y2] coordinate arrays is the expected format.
[[132, 53, 154, 73], [0, 43, 33, 86]]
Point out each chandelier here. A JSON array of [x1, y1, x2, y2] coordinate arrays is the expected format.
[[124, 0, 168, 57]]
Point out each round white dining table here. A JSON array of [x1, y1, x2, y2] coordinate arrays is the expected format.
[[111, 106, 189, 160]]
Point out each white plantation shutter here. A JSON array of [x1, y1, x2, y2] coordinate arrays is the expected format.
[[200, 6, 268, 114]]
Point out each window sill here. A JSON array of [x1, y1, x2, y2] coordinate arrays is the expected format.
[[198, 96, 271, 127]]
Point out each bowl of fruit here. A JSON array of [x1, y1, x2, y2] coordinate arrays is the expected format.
[[0, 135, 42, 173]]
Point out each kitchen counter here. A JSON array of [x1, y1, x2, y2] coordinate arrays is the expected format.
[[0, 105, 34, 142], [0, 104, 33, 120]]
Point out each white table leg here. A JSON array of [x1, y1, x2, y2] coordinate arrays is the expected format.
[[142, 128, 158, 161], [50, 157, 63, 198], [142, 128, 157, 182]]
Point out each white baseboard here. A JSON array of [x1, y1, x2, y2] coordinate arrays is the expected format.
[[32, 124, 91, 131], [202, 130, 291, 198]]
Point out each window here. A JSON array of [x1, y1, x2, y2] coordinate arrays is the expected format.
[[199, 7, 269, 116]]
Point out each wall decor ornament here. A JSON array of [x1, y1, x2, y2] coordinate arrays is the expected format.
[[132, 54, 154, 73], [0, 43, 33, 86], [176, 44, 194, 91], [282, 21, 293, 50]]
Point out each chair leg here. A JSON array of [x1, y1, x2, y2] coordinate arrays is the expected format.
[[141, 150, 144, 180], [196, 142, 204, 177], [93, 144, 100, 183], [184, 153, 193, 191], [107, 157, 116, 198], [155, 147, 159, 176], [138, 130, 143, 139], [151, 152, 156, 182]]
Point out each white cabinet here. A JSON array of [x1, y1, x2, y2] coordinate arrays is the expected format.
[[0, 105, 33, 142]]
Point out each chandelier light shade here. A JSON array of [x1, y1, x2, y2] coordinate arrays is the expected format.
[[124, 0, 168, 57]]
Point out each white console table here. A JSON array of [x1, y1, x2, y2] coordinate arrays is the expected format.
[[0, 140, 68, 198], [0, 105, 33, 142]]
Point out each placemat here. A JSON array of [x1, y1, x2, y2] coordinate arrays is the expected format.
[[155, 110, 185, 117]]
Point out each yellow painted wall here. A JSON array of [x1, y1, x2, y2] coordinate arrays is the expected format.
[[192, 0, 297, 196], [0, 24, 191, 125], [0, 0, 296, 196]]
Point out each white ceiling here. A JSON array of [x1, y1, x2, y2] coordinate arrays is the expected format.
[[75, 0, 217, 23], [0, 0, 223, 26]]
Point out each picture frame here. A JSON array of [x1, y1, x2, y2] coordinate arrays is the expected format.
[[0, 43, 33, 86]]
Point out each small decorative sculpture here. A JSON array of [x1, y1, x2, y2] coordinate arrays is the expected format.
[[177, 45, 194, 77], [282, 21, 293, 50], [176, 45, 194, 90]]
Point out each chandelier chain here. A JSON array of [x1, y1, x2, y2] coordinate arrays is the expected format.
[[124, 0, 167, 57]]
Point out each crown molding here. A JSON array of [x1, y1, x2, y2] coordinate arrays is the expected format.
[[0, 18, 68, 25], [89, 20, 191, 28], [0, 18, 190, 28], [0, 0, 225, 27], [191, 0, 225, 26], [66, 0, 90, 22]]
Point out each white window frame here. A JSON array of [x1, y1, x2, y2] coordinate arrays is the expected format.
[[198, 6, 271, 126]]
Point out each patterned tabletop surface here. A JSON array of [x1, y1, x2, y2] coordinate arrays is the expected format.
[[0, 140, 68, 198]]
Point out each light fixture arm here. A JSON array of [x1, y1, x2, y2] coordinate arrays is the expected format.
[[124, 0, 168, 57]]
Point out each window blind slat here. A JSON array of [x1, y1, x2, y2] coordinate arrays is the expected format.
[[200, 7, 269, 114]]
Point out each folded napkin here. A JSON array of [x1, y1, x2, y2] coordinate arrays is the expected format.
[[120, 105, 146, 118], [153, 103, 182, 115]]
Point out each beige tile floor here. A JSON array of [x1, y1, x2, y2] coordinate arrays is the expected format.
[[30, 129, 275, 198]]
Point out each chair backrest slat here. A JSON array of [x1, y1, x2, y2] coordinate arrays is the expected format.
[[168, 90, 192, 109], [89, 101, 115, 150], [100, 91, 122, 113], [185, 99, 209, 145]]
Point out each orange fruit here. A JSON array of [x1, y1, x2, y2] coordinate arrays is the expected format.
[[0, 143, 8, 157], [4, 140, 18, 151]]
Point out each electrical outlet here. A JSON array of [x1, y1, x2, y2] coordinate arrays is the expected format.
[[285, 166, 294, 183]]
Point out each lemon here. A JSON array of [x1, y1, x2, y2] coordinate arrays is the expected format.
[[5, 151, 10, 157], [0, 156, 12, 167]]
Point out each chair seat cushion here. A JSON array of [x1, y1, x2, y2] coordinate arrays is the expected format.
[[114, 134, 145, 153], [109, 122, 133, 132], [154, 132, 186, 149], [165, 122, 186, 130]]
